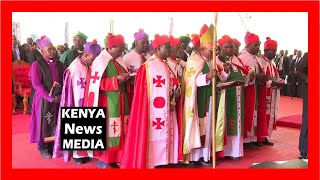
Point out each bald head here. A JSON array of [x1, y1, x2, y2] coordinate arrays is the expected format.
[[27, 37, 33, 45], [280, 50, 284, 56], [12, 35, 18, 46], [297, 50, 302, 57]]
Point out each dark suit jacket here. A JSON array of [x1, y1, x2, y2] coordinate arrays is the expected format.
[[28, 49, 42, 66], [297, 53, 308, 84], [275, 55, 290, 77], [283, 56, 290, 76], [290, 56, 303, 72], [296, 52, 308, 98], [12, 46, 28, 62], [288, 54, 295, 64]]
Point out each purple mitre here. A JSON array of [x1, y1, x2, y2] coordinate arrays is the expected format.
[[134, 29, 149, 41], [37, 35, 52, 50], [84, 39, 101, 56]]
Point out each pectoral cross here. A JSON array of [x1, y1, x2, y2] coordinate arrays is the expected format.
[[128, 65, 137, 73]]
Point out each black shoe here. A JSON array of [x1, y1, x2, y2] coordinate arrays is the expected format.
[[40, 151, 52, 159], [217, 157, 227, 162], [262, 138, 274, 146], [252, 141, 263, 147], [173, 162, 194, 168], [73, 158, 85, 164], [183, 161, 196, 168], [176, 162, 196, 168], [244, 143, 261, 150], [97, 161, 108, 169], [156, 164, 179, 168], [194, 158, 212, 168], [110, 162, 120, 168], [298, 153, 308, 159], [155, 165, 168, 168]]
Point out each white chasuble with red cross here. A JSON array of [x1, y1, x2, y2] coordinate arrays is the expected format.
[[145, 55, 179, 167], [83, 49, 113, 107]]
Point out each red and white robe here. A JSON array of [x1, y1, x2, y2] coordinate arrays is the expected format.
[[238, 49, 259, 143], [120, 55, 183, 168], [256, 56, 281, 140]]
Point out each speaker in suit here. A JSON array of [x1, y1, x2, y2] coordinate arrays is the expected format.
[[289, 51, 303, 97], [288, 49, 297, 64], [296, 52, 308, 158], [275, 53, 290, 95]]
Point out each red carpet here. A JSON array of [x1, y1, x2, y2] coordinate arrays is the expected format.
[[276, 96, 303, 129], [12, 103, 301, 168]]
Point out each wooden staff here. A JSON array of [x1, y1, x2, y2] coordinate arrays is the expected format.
[[49, 81, 60, 97], [212, 12, 218, 169]]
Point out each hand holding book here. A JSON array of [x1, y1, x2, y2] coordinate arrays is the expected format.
[[270, 77, 285, 88], [216, 80, 245, 89]]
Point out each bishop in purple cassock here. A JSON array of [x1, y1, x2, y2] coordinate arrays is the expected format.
[[29, 35, 66, 158]]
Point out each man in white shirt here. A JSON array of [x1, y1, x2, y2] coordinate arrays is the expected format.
[[288, 49, 297, 64], [12, 35, 28, 62], [275, 50, 290, 95]]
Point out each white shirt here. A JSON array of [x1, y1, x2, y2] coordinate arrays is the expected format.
[[12, 45, 21, 60]]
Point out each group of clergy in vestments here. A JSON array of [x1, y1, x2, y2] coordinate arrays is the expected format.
[[28, 25, 287, 168]]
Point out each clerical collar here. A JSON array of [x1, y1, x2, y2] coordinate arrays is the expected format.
[[262, 54, 272, 62], [79, 56, 89, 67], [43, 56, 55, 63], [170, 56, 177, 60]]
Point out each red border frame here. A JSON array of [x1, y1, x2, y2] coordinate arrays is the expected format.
[[2, 1, 319, 180]]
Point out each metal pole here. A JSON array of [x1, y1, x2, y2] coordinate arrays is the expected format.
[[65, 22, 69, 44]]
